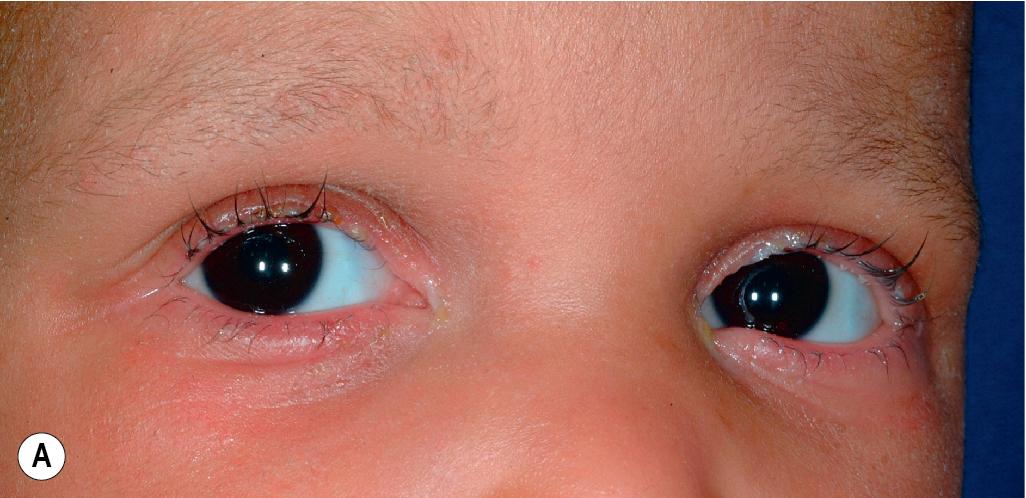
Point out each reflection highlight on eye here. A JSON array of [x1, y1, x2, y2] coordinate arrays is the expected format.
[[184, 222, 394, 315], [699, 251, 879, 343]]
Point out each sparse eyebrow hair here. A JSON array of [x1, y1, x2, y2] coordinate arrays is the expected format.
[[2, 5, 978, 243], [794, 85, 980, 243], [767, 70, 980, 243], [1, 4, 510, 193], [746, 4, 979, 242]]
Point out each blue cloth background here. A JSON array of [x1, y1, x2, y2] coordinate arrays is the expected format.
[[964, 3, 1024, 497]]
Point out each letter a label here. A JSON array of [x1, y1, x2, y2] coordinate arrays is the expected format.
[[18, 433, 65, 480]]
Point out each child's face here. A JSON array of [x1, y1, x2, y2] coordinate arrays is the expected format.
[[1, 4, 977, 496]]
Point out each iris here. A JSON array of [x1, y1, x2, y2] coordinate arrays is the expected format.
[[710, 252, 829, 339], [201, 224, 323, 315]]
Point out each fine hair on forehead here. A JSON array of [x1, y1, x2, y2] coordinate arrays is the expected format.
[[0, 4, 978, 242]]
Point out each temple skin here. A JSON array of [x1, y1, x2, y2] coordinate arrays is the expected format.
[[0, 4, 977, 497]]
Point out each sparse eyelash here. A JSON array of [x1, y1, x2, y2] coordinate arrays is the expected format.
[[181, 176, 330, 260], [799, 226, 929, 307]]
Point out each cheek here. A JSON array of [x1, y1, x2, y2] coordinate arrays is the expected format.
[[5, 329, 240, 494], [1, 277, 958, 496], [0, 311, 421, 495], [422, 312, 957, 497]]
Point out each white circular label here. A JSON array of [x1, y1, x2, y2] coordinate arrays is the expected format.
[[18, 433, 65, 481]]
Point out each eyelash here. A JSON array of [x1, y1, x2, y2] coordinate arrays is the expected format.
[[801, 226, 929, 307], [182, 179, 332, 261]]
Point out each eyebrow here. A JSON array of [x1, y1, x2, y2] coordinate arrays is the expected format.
[[6, 5, 508, 190], [759, 86, 980, 243], [8, 6, 979, 243], [756, 15, 979, 242], [804, 99, 979, 242]]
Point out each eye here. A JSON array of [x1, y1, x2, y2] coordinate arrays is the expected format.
[[184, 222, 393, 315], [699, 251, 879, 343], [130, 182, 437, 368], [696, 227, 931, 414]]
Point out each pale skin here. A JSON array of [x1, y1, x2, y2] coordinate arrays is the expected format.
[[0, 4, 978, 497]]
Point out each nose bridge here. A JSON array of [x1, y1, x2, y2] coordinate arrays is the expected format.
[[537, 351, 715, 496], [524, 406, 718, 497], [453, 168, 729, 493], [462, 158, 654, 318], [461, 294, 726, 495]]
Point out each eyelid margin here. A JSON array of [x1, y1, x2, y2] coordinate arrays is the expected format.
[[695, 226, 925, 310]]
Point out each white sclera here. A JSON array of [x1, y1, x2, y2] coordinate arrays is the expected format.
[[184, 224, 393, 314], [699, 297, 725, 329], [799, 261, 878, 343], [293, 224, 392, 313], [699, 255, 880, 344]]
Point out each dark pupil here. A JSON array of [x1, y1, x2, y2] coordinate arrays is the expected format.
[[710, 252, 829, 339], [202, 224, 322, 315]]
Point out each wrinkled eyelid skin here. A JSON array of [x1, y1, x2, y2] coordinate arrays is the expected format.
[[694, 225, 935, 425]]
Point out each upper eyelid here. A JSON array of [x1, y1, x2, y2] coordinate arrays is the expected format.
[[697, 226, 927, 306], [805, 227, 927, 280], [179, 182, 337, 260], [188, 181, 329, 237], [161, 182, 445, 309], [804, 233, 929, 307]]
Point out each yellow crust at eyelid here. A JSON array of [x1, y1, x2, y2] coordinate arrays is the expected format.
[[697, 315, 715, 349]]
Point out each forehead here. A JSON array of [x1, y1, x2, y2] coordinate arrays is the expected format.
[[2, 4, 976, 238], [28, 5, 955, 137]]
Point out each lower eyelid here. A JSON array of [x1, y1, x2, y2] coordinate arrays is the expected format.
[[707, 321, 932, 420], [702, 267, 929, 401], [142, 294, 433, 364], [119, 293, 437, 409]]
